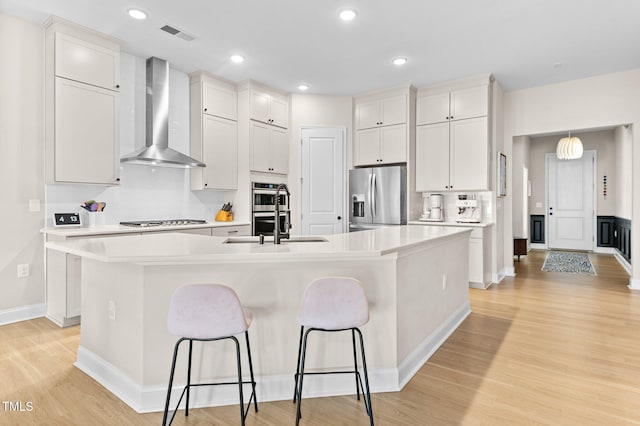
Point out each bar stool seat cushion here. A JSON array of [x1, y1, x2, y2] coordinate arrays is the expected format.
[[167, 284, 251, 340], [297, 277, 369, 330]]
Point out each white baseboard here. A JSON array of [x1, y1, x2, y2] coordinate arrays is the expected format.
[[504, 266, 516, 277], [613, 253, 632, 276], [530, 243, 546, 250], [492, 270, 506, 284], [75, 303, 471, 414], [397, 301, 471, 388], [0, 303, 46, 326], [594, 247, 617, 255], [628, 278, 640, 291]]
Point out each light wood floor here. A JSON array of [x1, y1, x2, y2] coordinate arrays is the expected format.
[[2, 251, 639, 425]]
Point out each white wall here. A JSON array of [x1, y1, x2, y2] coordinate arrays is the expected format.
[[512, 135, 530, 238], [528, 129, 616, 216], [289, 94, 354, 233], [504, 69, 640, 282], [615, 125, 633, 220], [0, 14, 45, 314]]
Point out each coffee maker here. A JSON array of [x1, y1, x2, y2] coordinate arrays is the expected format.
[[455, 195, 481, 223], [420, 194, 444, 222]]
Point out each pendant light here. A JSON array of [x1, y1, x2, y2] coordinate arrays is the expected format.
[[556, 132, 583, 160]]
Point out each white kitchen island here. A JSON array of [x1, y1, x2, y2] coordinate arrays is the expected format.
[[45, 226, 472, 413]]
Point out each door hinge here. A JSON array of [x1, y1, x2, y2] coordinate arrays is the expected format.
[[300, 177, 303, 184], [301, 139, 303, 145]]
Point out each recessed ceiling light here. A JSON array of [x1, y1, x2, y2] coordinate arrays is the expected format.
[[339, 9, 357, 21], [392, 57, 408, 66], [297, 84, 310, 91], [127, 8, 147, 20], [230, 55, 245, 64]]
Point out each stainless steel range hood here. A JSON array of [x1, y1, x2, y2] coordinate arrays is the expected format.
[[121, 57, 205, 168]]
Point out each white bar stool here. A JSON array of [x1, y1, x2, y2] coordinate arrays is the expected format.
[[162, 284, 258, 425], [293, 276, 374, 425]]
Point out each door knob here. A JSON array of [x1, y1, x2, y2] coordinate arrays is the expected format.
[[337, 216, 342, 220]]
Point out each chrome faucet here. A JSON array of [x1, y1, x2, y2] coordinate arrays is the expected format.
[[274, 183, 290, 244]]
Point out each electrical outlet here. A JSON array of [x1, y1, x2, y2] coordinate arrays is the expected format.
[[108, 300, 116, 320], [17, 264, 29, 278], [442, 274, 447, 290]]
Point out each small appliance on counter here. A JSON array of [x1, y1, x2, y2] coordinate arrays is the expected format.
[[455, 195, 481, 223], [419, 193, 444, 222]]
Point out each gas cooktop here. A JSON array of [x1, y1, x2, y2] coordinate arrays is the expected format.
[[119, 219, 208, 228]]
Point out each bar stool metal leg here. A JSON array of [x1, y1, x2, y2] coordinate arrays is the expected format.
[[356, 328, 374, 425], [351, 329, 361, 401], [162, 338, 185, 426], [245, 331, 259, 413], [231, 336, 245, 426], [295, 327, 312, 425], [185, 339, 193, 417], [293, 326, 304, 403]]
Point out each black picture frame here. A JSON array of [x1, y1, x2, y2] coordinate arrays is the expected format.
[[498, 152, 507, 197]]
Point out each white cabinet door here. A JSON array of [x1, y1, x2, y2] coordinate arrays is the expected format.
[[269, 96, 289, 129], [450, 117, 488, 190], [202, 115, 237, 190], [250, 121, 271, 173], [250, 90, 270, 124], [355, 99, 381, 130], [380, 124, 406, 164], [55, 33, 119, 91], [416, 92, 450, 125], [415, 122, 450, 191], [269, 126, 289, 174], [203, 82, 237, 120], [380, 95, 406, 127], [55, 78, 119, 184], [354, 128, 380, 166], [450, 85, 488, 121]]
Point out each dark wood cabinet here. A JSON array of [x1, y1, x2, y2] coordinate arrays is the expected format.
[[530, 215, 545, 244], [514, 238, 527, 261]]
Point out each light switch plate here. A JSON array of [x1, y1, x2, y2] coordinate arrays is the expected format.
[[535, 202, 543, 208]]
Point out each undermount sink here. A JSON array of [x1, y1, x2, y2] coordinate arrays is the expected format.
[[222, 236, 328, 244]]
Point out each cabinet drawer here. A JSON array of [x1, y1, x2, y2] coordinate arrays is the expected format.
[[212, 225, 250, 236]]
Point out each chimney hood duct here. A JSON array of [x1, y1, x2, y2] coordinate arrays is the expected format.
[[121, 57, 205, 168]]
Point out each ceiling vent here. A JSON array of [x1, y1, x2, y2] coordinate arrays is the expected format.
[[160, 24, 195, 41]]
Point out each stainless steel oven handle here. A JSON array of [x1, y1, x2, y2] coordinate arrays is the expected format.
[[253, 189, 279, 195]]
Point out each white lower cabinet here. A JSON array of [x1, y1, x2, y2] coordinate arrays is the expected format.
[[468, 227, 492, 289], [212, 225, 250, 237]]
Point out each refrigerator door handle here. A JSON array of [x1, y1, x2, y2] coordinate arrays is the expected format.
[[368, 172, 374, 218], [372, 173, 377, 217]]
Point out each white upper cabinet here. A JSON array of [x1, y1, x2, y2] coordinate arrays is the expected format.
[[202, 82, 237, 121], [250, 121, 288, 174], [189, 71, 238, 190], [55, 33, 120, 91], [355, 95, 406, 130], [416, 85, 488, 126], [250, 89, 288, 128], [416, 79, 491, 192], [353, 89, 412, 167], [54, 78, 119, 184], [45, 17, 121, 185]]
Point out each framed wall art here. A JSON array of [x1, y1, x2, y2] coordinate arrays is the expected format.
[[498, 152, 507, 197]]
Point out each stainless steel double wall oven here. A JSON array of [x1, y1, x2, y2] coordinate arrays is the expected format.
[[251, 182, 291, 236]]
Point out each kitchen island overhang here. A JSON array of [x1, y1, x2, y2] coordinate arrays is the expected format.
[[46, 226, 472, 413]]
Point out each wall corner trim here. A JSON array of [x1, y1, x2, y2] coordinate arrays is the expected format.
[[628, 278, 640, 291]]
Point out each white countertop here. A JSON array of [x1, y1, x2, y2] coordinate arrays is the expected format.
[[40, 221, 250, 237], [408, 220, 493, 228], [45, 225, 471, 264]]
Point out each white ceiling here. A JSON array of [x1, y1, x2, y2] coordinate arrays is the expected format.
[[2, 0, 640, 95]]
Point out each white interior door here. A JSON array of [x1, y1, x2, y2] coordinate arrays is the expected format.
[[300, 128, 344, 235], [547, 151, 595, 250]]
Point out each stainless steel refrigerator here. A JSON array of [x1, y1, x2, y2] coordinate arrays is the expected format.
[[349, 165, 406, 231]]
